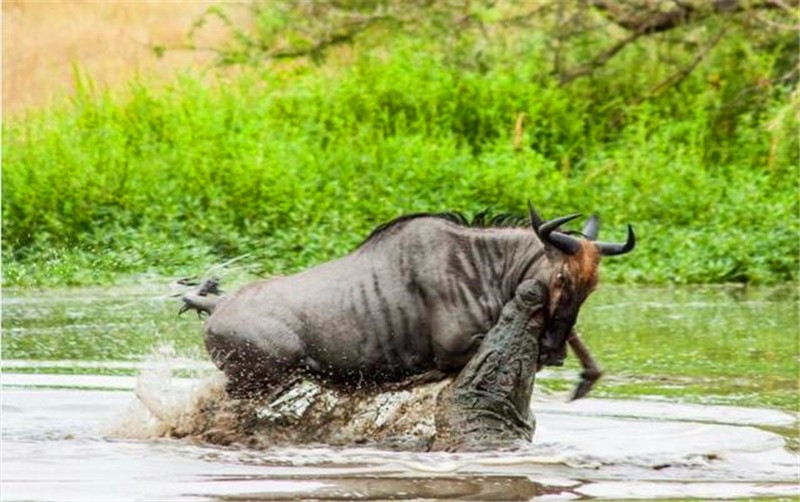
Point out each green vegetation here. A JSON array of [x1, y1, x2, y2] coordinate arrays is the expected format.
[[3, 1, 798, 286]]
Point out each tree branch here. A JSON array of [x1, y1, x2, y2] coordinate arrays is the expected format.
[[268, 15, 397, 60], [630, 27, 728, 105], [592, 0, 796, 34], [559, 31, 644, 84], [558, 0, 794, 85]]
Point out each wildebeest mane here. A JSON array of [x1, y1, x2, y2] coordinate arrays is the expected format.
[[358, 210, 528, 248]]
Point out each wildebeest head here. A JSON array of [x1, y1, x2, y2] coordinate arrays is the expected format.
[[526, 203, 635, 367]]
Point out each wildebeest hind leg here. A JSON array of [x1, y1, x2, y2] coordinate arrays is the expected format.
[[205, 324, 306, 399]]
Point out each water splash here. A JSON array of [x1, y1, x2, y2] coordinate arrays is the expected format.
[[114, 346, 798, 479], [112, 343, 449, 449]]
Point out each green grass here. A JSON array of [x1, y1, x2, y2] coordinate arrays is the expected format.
[[3, 19, 798, 287]]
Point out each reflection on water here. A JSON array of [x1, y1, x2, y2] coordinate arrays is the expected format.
[[1, 284, 798, 501], [3, 284, 796, 407], [2, 374, 797, 501]]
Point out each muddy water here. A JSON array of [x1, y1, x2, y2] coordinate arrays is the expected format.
[[2, 284, 798, 500]]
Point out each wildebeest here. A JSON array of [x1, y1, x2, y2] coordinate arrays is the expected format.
[[181, 205, 634, 396]]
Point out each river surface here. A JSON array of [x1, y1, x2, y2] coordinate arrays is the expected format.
[[2, 283, 798, 501]]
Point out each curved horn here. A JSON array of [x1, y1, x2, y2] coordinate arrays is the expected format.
[[538, 212, 583, 255], [597, 225, 636, 256], [539, 213, 582, 235], [582, 215, 600, 240]]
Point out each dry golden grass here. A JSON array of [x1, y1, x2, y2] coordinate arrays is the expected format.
[[2, 0, 238, 117]]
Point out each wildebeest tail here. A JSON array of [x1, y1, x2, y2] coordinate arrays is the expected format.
[[177, 277, 226, 317]]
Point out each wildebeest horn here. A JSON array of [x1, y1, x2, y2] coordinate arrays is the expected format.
[[528, 202, 582, 255], [582, 215, 600, 240], [596, 225, 636, 256]]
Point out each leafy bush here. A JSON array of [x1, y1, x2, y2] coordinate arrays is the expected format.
[[3, 1, 797, 286]]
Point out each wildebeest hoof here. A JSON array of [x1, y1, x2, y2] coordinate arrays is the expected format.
[[196, 277, 222, 296], [570, 369, 604, 401], [180, 292, 224, 318], [178, 277, 227, 317]]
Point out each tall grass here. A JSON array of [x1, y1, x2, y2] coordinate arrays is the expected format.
[[3, 26, 798, 286], [2, 0, 229, 115]]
